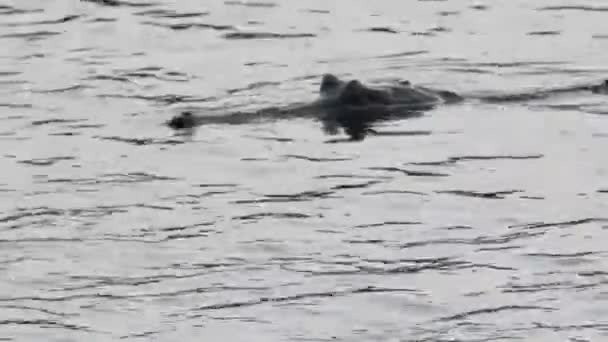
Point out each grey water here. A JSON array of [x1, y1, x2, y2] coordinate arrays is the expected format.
[[1, 0, 608, 341]]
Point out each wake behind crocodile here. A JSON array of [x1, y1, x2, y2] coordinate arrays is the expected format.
[[167, 74, 608, 140]]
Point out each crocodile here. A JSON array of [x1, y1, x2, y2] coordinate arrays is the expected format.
[[166, 74, 608, 140]]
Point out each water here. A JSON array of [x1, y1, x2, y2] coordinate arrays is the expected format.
[[1, 0, 608, 341]]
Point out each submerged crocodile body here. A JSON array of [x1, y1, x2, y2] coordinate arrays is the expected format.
[[167, 74, 608, 140]]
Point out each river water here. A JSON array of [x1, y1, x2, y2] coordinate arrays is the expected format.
[[1, 0, 608, 341]]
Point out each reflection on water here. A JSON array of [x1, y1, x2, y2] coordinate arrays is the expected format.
[[1, 0, 608, 341]]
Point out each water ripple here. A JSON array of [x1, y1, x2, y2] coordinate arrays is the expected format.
[[0, 319, 92, 332], [437, 305, 556, 322], [222, 32, 316, 40], [190, 286, 416, 312], [400, 231, 545, 249], [508, 218, 608, 230], [408, 154, 544, 166], [133, 9, 209, 18], [367, 166, 449, 177], [142, 21, 235, 31], [436, 189, 524, 199], [17, 156, 75, 167], [282, 154, 354, 162], [2, 15, 81, 27], [81, 0, 159, 8], [95, 135, 186, 146], [537, 6, 608, 12], [2, 0, 608, 340], [40, 172, 179, 185], [224, 1, 277, 8], [233, 191, 337, 204], [232, 212, 314, 221], [0, 6, 43, 16], [0, 31, 61, 41]]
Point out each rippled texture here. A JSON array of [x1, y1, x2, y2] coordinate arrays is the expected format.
[[1, 0, 608, 341]]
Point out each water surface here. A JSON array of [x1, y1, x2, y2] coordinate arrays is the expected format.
[[1, 0, 608, 341]]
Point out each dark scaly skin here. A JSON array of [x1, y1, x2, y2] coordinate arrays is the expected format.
[[166, 74, 608, 140], [167, 74, 458, 129]]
